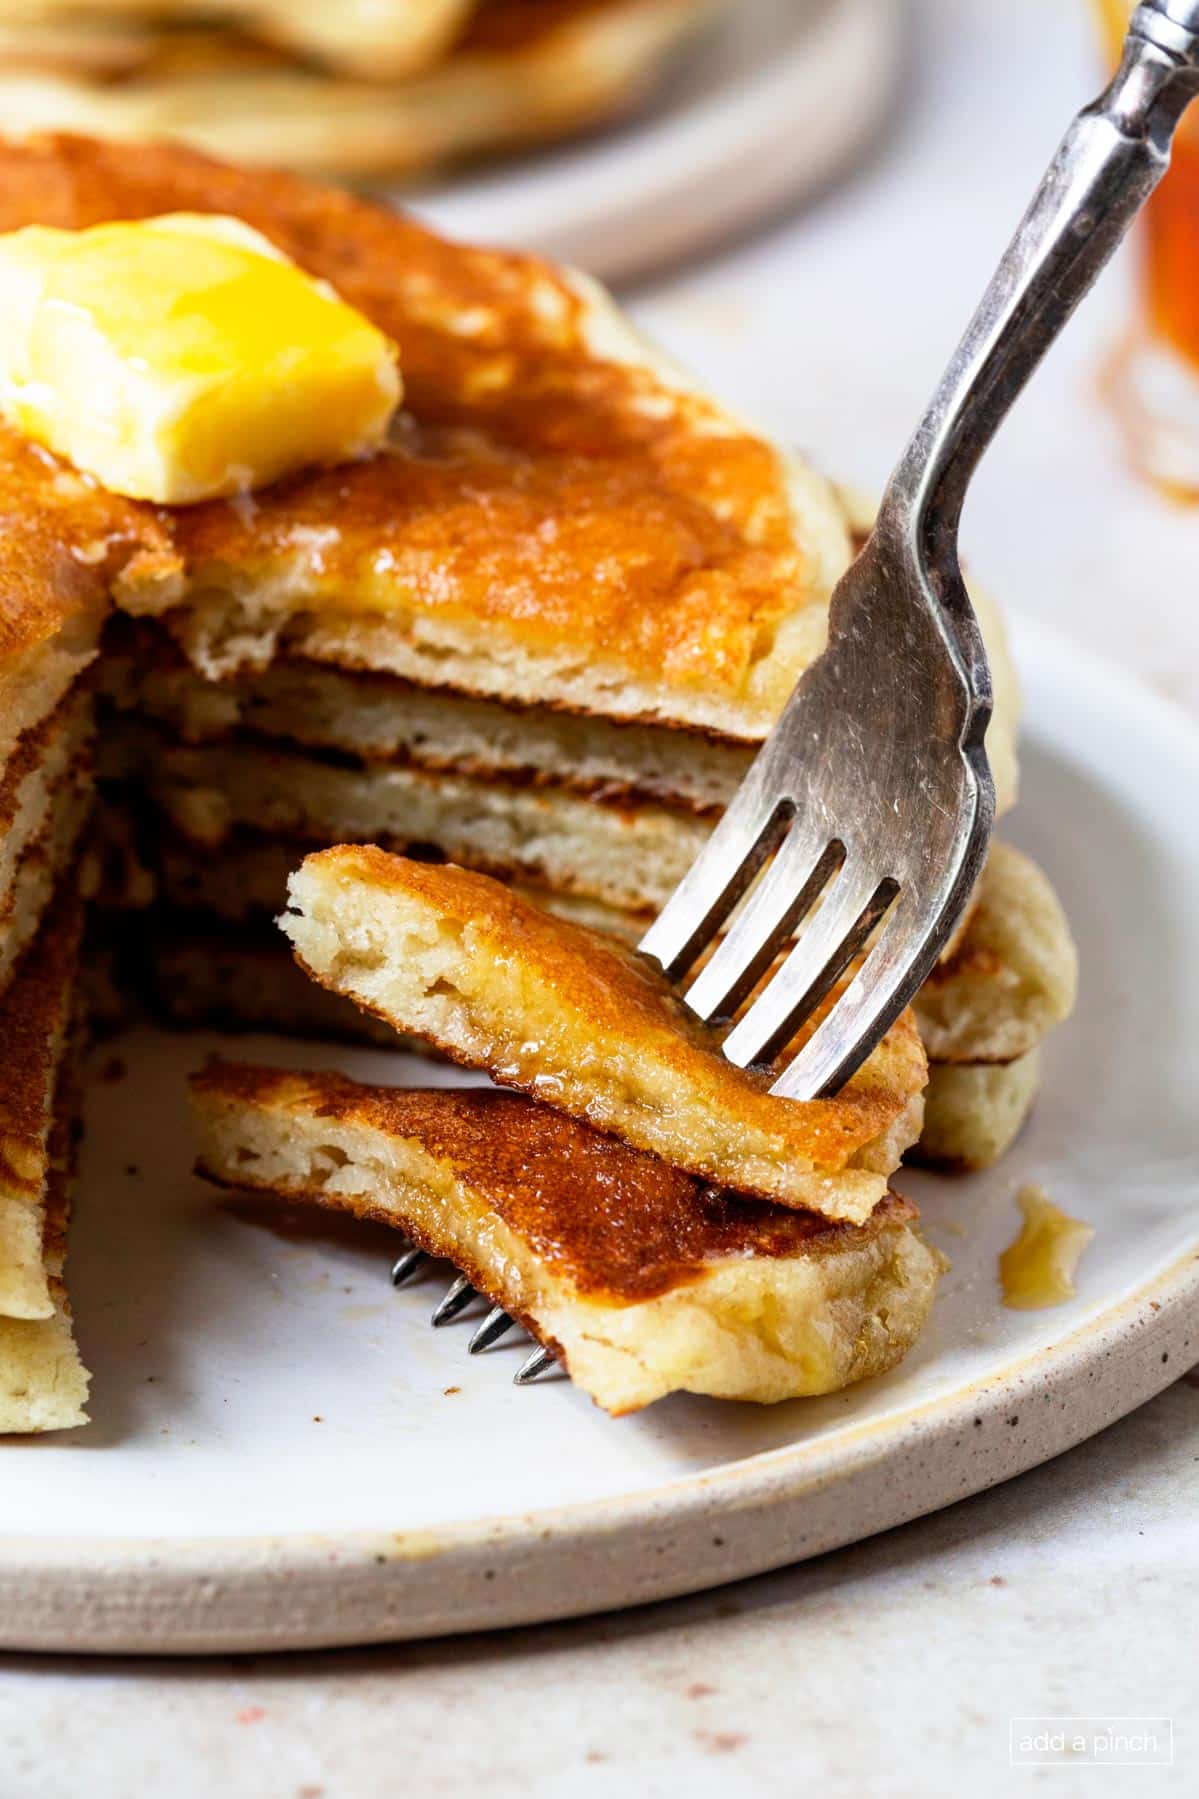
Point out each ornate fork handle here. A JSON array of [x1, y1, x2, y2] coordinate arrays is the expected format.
[[881, 0, 1199, 619]]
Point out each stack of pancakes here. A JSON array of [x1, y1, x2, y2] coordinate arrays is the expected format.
[[0, 0, 720, 181], [0, 132, 1076, 1426], [0, 407, 128, 1429]]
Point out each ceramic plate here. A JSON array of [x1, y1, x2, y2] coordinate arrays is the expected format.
[[0, 615, 1196, 1654], [405, 0, 908, 285]]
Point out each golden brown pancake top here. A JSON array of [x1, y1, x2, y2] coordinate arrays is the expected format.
[[0, 133, 808, 708], [0, 423, 173, 671], [195, 1060, 916, 1303]]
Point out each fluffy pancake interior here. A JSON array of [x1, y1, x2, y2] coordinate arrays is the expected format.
[[0, 879, 84, 1328], [916, 1049, 1043, 1173], [191, 1060, 942, 1415], [110, 720, 711, 914], [0, 1061, 89, 1433], [0, 687, 92, 912], [913, 841, 1077, 1064], [100, 617, 754, 816], [280, 847, 927, 1223]]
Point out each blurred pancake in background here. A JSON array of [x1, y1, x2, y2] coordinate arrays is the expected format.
[[0, 0, 722, 181], [0, 0, 477, 81]]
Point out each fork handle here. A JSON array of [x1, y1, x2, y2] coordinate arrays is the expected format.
[[883, 1, 1199, 572]]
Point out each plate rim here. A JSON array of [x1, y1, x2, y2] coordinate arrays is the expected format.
[[410, 0, 910, 284], [2, 615, 1198, 1654], [2, 1249, 1194, 1654]]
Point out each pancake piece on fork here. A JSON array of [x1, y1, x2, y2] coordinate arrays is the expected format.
[[191, 1062, 942, 1416], [280, 847, 928, 1224]]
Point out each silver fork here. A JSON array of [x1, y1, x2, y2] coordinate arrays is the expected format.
[[401, 3, 1199, 1378], [642, 0, 1199, 1101]]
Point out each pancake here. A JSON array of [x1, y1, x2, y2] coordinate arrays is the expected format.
[[280, 847, 927, 1223], [912, 842, 1077, 1066], [144, 830, 1061, 1177], [113, 722, 709, 913], [135, 825, 646, 941], [907, 843, 1074, 1171], [917, 1049, 1043, 1173], [101, 618, 752, 817], [0, 2, 719, 182], [191, 1061, 943, 1415], [0, 1, 475, 81], [148, 922, 403, 1046], [145, 831, 1059, 1175], [0, 132, 849, 740], [0, 420, 168, 797], [0, 688, 91, 927], [0, 746, 93, 999], [0, 879, 83, 1321], [0, 1057, 89, 1432]]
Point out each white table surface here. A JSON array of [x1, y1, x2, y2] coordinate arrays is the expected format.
[[3, 3, 1196, 1792]]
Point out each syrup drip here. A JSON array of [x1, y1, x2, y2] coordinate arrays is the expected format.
[[999, 1185, 1094, 1311]]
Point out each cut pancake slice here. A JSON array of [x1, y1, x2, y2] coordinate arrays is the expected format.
[[281, 849, 928, 1223], [101, 619, 753, 816], [0, 1063, 89, 1433], [119, 726, 709, 913], [191, 1062, 942, 1416], [0, 880, 85, 1319]]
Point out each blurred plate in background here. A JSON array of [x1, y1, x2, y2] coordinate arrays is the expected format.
[[409, 0, 908, 284]]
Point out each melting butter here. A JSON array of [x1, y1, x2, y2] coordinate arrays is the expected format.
[[0, 212, 400, 503], [999, 1184, 1094, 1310]]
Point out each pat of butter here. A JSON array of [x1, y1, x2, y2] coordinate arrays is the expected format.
[[0, 212, 400, 504]]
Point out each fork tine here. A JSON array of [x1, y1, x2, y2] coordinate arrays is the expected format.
[[468, 1305, 517, 1354], [639, 793, 791, 981], [390, 1245, 427, 1287], [720, 866, 897, 1072], [684, 826, 842, 1026], [774, 888, 948, 1100], [514, 1344, 557, 1385], [431, 1273, 477, 1326]]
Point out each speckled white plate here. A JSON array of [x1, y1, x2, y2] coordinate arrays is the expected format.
[[406, 0, 908, 285], [0, 615, 1196, 1655]]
